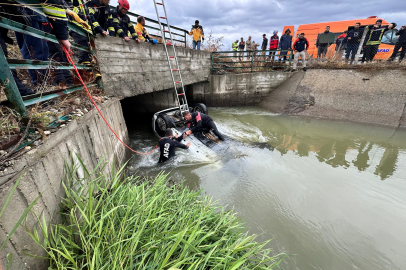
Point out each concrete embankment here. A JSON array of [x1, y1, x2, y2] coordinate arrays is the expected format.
[[0, 99, 130, 270], [259, 69, 406, 128]]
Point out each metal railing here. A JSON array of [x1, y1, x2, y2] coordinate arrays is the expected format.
[[110, 5, 189, 47], [212, 49, 293, 74], [0, 2, 190, 118], [0, 10, 98, 117]]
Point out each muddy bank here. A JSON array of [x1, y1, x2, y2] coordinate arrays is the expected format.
[[259, 69, 406, 128]]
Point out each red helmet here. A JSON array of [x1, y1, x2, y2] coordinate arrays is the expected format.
[[118, 0, 129, 10]]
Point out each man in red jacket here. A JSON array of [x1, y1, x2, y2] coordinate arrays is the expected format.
[[269, 31, 279, 60], [292, 33, 309, 72]]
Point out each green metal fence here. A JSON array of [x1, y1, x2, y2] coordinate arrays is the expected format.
[[0, 11, 97, 117], [110, 6, 189, 47], [0, 2, 190, 119], [212, 49, 294, 74]]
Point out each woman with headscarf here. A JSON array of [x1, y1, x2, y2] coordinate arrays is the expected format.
[[279, 29, 292, 62], [269, 30, 279, 60]]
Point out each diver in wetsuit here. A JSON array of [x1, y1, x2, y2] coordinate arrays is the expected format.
[[183, 111, 225, 141], [158, 129, 191, 163]]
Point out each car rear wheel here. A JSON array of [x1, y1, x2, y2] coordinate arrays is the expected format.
[[194, 103, 208, 115], [155, 114, 173, 137]]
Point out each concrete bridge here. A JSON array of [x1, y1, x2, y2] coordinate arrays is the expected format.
[[95, 37, 292, 112]]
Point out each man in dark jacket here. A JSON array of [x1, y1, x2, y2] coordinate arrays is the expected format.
[[316, 26, 333, 60], [279, 29, 292, 62], [292, 33, 309, 72], [362, 20, 395, 63], [183, 111, 225, 141], [261, 34, 268, 57], [158, 129, 191, 163], [388, 25, 406, 62], [110, 0, 139, 42], [346, 22, 364, 63]]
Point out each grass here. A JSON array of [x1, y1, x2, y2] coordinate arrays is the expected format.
[[25, 157, 286, 269]]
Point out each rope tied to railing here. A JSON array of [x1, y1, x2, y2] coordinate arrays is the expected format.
[[63, 48, 158, 156]]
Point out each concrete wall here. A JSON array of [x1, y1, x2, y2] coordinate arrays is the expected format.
[[259, 69, 406, 128], [95, 37, 211, 98], [190, 72, 292, 107], [0, 100, 130, 270]]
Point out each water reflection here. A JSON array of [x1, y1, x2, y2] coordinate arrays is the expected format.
[[211, 108, 406, 181]]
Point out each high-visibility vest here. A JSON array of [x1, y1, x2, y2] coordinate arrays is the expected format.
[[232, 42, 238, 51], [366, 28, 385, 46]]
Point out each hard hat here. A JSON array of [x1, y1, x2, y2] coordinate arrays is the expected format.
[[118, 0, 130, 10]]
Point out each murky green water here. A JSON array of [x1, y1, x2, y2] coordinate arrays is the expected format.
[[126, 107, 406, 270]]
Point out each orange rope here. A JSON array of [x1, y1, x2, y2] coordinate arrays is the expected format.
[[63, 48, 158, 155]]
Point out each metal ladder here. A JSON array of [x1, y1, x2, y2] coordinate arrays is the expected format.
[[153, 0, 189, 115]]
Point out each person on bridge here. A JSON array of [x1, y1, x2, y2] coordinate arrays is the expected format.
[[388, 25, 406, 63], [316, 26, 333, 60], [238, 37, 245, 61], [362, 20, 396, 63], [292, 33, 309, 72], [279, 29, 292, 62], [110, 0, 140, 43], [183, 111, 225, 141], [189, 20, 205, 50], [269, 31, 279, 60], [159, 129, 191, 163], [261, 34, 268, 57], [134, 16, 158, 44], [232, 40, 239, 53], [346, 22, 364, 64]]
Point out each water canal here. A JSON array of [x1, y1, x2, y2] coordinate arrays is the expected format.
[[125, 107, 406, 270]]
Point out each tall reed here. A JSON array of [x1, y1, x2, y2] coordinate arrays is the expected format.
[[28, 157, 286, 269]]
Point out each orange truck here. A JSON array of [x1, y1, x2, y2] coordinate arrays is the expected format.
[[284, 16, 398, 60]]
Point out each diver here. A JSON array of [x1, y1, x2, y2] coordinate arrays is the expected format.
[[182, 111, 225, 141], [158, 129, 191, 163]]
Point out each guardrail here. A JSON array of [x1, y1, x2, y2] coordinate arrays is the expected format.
[[0, 10, 97, 117], [0, 2, 190, 118], [110, 6, 189, 47], [212, 49, 294, 74]]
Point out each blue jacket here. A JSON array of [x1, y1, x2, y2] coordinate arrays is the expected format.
[[279, 34, 292, 50], [293, 37, 309, 52]]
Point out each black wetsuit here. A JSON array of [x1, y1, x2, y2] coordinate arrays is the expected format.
[[187, 112, 225, 141], [158, 136, 189, 163]]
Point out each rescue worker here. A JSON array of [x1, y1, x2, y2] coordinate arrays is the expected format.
[[70, 0, 112, 64], [292, 33, 309, 72], [346, 22, 364, 64], [110, 0, 140, 42], [189, 20, 204, 50], [159, 129, 191, 163], [362, 20, 396, 63], [134, 16, 158, 43], [388, 25, 406, 63], [183, 111, 225, 141], [232, 40, 239, 54]]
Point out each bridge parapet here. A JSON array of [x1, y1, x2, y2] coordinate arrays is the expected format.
[[95, 37, 212, 98]]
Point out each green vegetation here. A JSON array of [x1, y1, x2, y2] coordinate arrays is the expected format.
[[26, 158, 285, 269]]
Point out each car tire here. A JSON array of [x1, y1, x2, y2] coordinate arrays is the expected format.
[[155, 114, 173, 137], [193, 103, 208, 115]]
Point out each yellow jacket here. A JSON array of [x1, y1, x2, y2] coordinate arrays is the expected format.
[[134, 22, 148, 42], [189, 26, 204, 42]]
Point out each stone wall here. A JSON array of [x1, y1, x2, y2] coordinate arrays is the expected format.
[[95, 37, 211, 98], [0, 100, 130, 270], [259, 69, 406, 128], [190, 72, 292, 107]]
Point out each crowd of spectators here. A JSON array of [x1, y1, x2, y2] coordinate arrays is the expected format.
[[0, 0, 159, 99], [232, 19, 405, 71]]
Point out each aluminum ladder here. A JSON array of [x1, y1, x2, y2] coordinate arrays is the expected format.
[[153, 0, 189, 115]]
